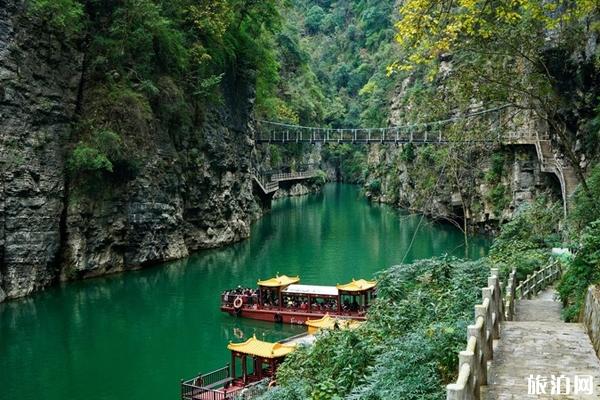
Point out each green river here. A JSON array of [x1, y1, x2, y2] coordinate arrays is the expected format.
[[0, 184, 490, 400]]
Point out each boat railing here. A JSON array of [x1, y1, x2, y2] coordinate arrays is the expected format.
[[181, 383, 228, 400], [230, 378, 270, 399], [221, 293, 259, 306], [181, 365, 233, 400]]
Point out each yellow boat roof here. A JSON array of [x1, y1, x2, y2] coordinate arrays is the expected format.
[[336, 278, 377, 292], [305, 314, 363, 330], [227, 335, 296, 359], [257, 274, 300, 287]]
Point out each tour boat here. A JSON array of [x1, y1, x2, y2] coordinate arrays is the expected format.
[[220, 275, 376, 324], [305, 313, 363, 334], [181, 313, 364, 399], [181, 335, 297, 400]]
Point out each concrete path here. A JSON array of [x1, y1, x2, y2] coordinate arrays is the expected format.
[[484, 288, 600, 399]]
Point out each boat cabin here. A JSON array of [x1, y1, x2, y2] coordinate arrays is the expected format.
[[180, 336, 295, 400], [305, 314, 363, 334], [220, 275, 377, 324]]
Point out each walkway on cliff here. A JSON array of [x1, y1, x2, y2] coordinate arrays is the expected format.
[[483, 287, 600, 399], [252, 169, 319, 195]]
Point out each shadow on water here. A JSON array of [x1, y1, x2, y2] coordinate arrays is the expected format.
[[0, 183, 490, 400]]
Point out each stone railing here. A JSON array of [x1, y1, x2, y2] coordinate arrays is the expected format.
[[514, 261, 561, 301], [446, 268, 503, 400], [447, 261, 563, 400], [583, 285, 600, 358]]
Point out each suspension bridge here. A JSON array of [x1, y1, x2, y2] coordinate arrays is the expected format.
[[254, 105, 578, 215], [255, 105, 513, 145]]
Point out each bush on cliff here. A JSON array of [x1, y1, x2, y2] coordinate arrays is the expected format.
[[29, 0, 84, 36], [570, 164, 600, 233], [488, 196, 561, 281], [557, 220, 600, 321]]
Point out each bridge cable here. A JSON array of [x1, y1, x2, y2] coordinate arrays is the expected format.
[[256, 104, 513, 133]]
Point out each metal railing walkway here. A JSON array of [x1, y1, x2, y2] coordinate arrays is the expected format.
[[252, 169, 320, 195]]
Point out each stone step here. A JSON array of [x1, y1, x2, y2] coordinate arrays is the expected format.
[[516, 300, 563, 322], [484, 288, 600, 399]]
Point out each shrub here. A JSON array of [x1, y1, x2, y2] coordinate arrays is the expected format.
[[68, 145, 113, 174], [489, 196, 561, 280], [570, 164, 600, 232], [29, 0, 84, 36], [401, 143, 416, 163], [305, 5, 326, 34], [311, 170, 328, 186], [68, 129, 139, 180], [484, 152, 505, 184], [487, 184, 510, 215], [557, 220, 600, 321]]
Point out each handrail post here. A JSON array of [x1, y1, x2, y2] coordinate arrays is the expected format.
[[469, 323, 486, 391], [475, 303, 492, 366], [459, 350, 477, 398], [490, 268, 503, 322]]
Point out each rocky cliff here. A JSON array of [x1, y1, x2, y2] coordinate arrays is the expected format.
[[363, 143, 560, 233], [0, 0, 83, 301], [0, 1, 261, 301]]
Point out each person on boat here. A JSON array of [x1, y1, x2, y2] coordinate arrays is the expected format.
[[343, 299, 350, 311]]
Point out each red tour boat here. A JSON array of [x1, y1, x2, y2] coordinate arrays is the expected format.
[[220, 275, 377, 324], [181, 335, 297, 400]]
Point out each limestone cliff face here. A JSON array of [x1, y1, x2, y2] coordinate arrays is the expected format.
[[0, 1, 261, 300], [0, 0, 82, 300], [62, 105, 261, 279], [363, 144, 559, 232]]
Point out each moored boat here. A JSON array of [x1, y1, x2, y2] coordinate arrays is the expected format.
[[305, 313, 363, 334], [220, 275, 376, 324], [180, 336, 296, 400]]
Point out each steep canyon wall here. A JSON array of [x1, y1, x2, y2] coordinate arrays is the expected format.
[[0, 1, 261, 301]]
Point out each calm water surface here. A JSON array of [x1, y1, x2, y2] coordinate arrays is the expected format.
[[0, 184, 489, 400]]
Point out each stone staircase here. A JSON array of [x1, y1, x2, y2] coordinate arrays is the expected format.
[[484, 288, 600, 399], [535, 140, 579, 213], [447, 265, 600, 400]]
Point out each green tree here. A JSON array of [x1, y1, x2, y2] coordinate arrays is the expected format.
[[393, 0, 600, 195], [305, 5, 326, 33]]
